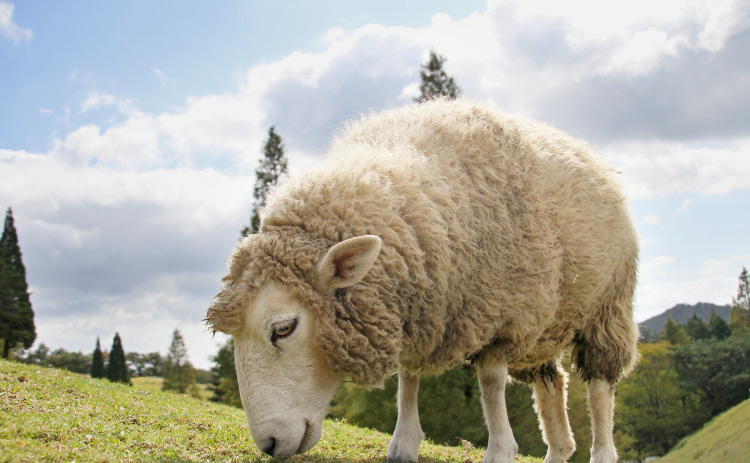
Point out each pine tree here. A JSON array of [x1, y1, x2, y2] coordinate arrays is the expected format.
[[241, 126, 288, 237], [91, 337, 106, 378], [684, 314, 710, 341], [414, 49, 461, 103], [661, 317, 690, 345], [730, 266, 750, 336], [210, 339, 241, 407], [707, 310, 731, 340], [163, 328, 200, 398], [106, 333, 131, 384], [0, 208, 36, 358]]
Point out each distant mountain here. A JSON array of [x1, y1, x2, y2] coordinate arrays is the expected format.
[[639, 302, 732, 337]]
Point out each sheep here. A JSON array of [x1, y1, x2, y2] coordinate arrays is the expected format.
[[204, 99, 640, 463]]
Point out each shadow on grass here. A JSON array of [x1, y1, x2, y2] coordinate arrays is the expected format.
[[150, 455, 480, 463]]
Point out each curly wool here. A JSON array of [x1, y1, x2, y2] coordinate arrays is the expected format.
[[206, 99, 640, 387]]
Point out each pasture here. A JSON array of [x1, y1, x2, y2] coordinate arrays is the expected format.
[[131, 375, 214, 401], [0, 359, 542, 462]]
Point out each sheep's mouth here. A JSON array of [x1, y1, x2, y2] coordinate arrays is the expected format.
[[296, 419, 315, 454]]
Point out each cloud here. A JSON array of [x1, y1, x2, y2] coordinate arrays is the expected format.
[[673, 198, 693, 216], [153, 68, 176, 88], [702, 255, 750, 276], [699, 0, 749, 51], [636, 274, 736, 321], [603, 138, 750, 199], [640, 255, 675, 279], [0, 1, 31, 44]]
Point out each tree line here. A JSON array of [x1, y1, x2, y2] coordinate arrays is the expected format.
[[18, 328, 213, 399]]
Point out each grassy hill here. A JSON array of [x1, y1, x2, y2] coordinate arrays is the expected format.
[[656, 398, 750, 463], [0, 359, 541, 462], [132, 376, 214, 401]]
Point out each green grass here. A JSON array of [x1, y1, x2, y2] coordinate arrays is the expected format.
[[656, 398, 750, 463], [0, 359, 542, 462], [132, 376, 214, 401]]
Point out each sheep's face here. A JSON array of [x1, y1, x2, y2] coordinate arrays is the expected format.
[[234, 280, 341, 459], [232, 235, 382, 460]]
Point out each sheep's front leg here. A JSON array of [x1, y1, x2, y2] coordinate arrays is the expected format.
[[479, 360, 518, 463], [587, 379, 617, 463], [387, 370, 424, 463]]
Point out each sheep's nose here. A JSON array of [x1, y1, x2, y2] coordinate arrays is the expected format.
[[262, 438, 276, 457]]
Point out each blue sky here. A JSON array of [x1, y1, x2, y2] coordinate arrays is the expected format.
[[2, 0, 749, 368]]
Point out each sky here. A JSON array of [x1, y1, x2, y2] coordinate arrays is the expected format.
[[2, 0, 749, 370]]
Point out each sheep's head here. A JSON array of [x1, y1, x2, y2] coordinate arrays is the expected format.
[[205, 234, 400, 460]]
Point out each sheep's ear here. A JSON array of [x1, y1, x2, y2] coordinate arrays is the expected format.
[[316, 235, 381, 291]]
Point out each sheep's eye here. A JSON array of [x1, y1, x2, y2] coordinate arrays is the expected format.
[[271, 319, 298, 344]]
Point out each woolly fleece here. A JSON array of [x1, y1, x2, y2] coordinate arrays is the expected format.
[[205, 99, 640, 387]]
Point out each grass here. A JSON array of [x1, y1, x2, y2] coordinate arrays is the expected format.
[[132, 376, 214, 401], [0, 359, 542, 462], [656, 398, 750, 463]]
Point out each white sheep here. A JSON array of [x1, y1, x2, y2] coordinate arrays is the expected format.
[[205, 99, 640, 463]]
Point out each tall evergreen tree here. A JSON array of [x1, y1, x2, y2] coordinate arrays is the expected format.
[[106, 332, 130, 384], [0, 255, 16, 357], [661, 316, 690, 345], [241, 126, 288, 236], [209, 339, 241, 407], [91, 337, 106, 378], [730, 266, 750, 336], [707, 310, 731, 340], [0, 208, 36, 358], [685, 314, 710, 341], [163, 328, 201, 398], [414, 49, 461, 103]]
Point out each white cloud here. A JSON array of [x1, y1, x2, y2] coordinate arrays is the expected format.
[[698, 0, 749, 52], [153, 68, 176, 88], [603, 138, 750, 199], [673, 198, 693, 216], [640, 255, 675, 279], [0, 1, 31, 44], [702, 255, 750, 276], [636, 274, 735, 321], [80, 92, 116, 113], [602, 28, 686, 76]]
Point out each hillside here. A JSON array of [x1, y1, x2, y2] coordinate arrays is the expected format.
[[0, 359, 541, 462], [639, 302, 731, 335], [656, 398, 750, 463]]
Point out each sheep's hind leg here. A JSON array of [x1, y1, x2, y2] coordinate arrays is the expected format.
[[531, 365, 576, 463], [478, 360, 518, 463], [387, 370, 424, 463], [587, 379, 617, 463]]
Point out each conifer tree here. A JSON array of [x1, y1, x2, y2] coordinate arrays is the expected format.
[[241, 126, 288, 236], [91, 337, 106, 378], [210, 339, 241, 407], [684, 314, 710, 341], [414, 49, 461, 103], [730, 266, 750, 336], [661, 317, 690, 345], [106, 332, 130, 384], [163, 328, 201, 398], [0, 208, 36, 358], [707, 310, 731, 340], [0, 256, 16, 357]]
